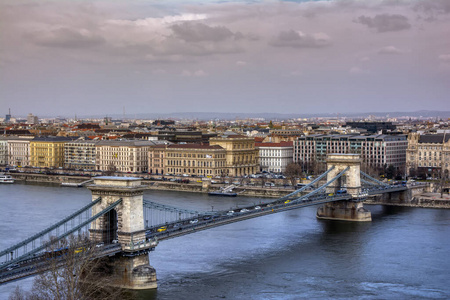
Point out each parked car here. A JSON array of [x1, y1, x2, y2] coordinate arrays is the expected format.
[[189, 219, 199, 224]]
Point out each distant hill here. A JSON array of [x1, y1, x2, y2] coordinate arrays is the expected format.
[[82, 110, 450, 120]]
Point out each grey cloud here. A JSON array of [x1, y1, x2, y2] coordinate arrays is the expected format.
[[356, 14, 411, 32], [378, 46, 405, 55], [170, 23, 238, 42], [29, 27, 105, 48], [414, 0, 450, 14], [269, 30, 331, 48]]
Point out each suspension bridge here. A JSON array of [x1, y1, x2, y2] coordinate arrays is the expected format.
[[0, 154, 421, 289]]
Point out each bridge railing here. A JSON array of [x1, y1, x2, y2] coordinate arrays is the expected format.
[[0, 199, 122, 271]]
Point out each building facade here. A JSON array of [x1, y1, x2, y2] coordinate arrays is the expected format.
[[30, 137, 74, 168], [256, 141, 293, 173], [95, 140, 158, 173], [209, 134, 259, 177], [6, 137, 33, 167], [64, 140, 99, 170], [148, 145, 167, 175], [406, 133, 450, 177], [0, 138, 7, 166], [162, 144, 227, 177], [294, 134, 407, 173]]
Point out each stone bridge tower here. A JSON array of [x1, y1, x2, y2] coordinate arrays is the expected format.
[[317, 154, 371, 222], [88, 176, 157, 290]]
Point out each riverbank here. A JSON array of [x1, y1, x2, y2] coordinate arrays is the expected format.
[[9, 173, 450, 208], [10, 173, 294, 198], [365, 193, 450, 209]]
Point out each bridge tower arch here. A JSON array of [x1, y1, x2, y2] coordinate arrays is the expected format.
[[317, 154, 372, 222], [88, 176, 157, 290]]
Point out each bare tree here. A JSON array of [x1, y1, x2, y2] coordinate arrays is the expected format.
[[10, 235, 129, 300], [285, 163, 302, 187]]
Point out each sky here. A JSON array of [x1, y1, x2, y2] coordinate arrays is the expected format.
[[1, 0, 449, 118]]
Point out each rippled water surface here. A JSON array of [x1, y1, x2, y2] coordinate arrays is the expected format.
[[0, 183, 449, 299]]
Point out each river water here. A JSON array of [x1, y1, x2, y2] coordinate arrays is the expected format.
[[0, 183, 449, 299]]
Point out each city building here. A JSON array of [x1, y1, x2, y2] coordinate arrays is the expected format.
[[345, 122, 396, 134], [162, 144, 227, 177], [30, 137, 74, 168], [95, 140, 160, 173], [26, 113, 39, 125], [256, 141, 293, 173], [406, 133, 450, 177], [209, 133, 259, 176], [148, 145, 167, 175], [294, 134, 407, 173], [6, 137, 34, 167], [64, 140, 100, 170], [0, 137, 7, 166]]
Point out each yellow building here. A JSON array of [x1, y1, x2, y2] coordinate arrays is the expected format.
[[163, 144, 226, 177], [209, 133, 259, 177], [30, 137, 74, 168]]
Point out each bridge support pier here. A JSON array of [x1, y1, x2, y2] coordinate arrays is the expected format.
[[88, 177, 157, 290], [317, 154, 371, 222], [316, 200, 371, 222], [106, 254, 157, 290]]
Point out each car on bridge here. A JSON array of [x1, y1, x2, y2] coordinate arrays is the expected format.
[[227, 211, 235, 216], [240, 208, 250, 213], [189, 219, 199, 224], [157, 226, 167, 232]]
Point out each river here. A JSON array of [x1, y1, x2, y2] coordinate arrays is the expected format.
[[0, 183, 449, 299]]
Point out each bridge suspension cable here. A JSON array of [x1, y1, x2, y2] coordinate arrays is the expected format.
[[361, 178, 378, 186], [360, 171, 389, 187], [0, 198, 122, 271], [278, 166, 335, 202], [291, 167, 350, 203], [143, 200, 202, 215], [0, 197, 101, 259]]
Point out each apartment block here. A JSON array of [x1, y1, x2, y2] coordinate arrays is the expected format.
[[256, 141, 293, 173], [209, 133, 259, 176], [64, 140, 100, 170], [294, 134, 407, 172], [30, 137, 74, 168], [406, 133, 450, 176], [163, 144, 227, 177], [95, 140, 160, 173]]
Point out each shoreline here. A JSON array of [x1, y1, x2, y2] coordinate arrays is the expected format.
[[7, 173, 450, 208]]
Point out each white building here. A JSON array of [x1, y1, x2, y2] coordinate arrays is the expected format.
[[0, 137, 8, 166], [294, 134, 407, 172], [255, 141, 293, 173], [64, 140, 100, 170], [95, 140, 160, 173], [7, 137, 33, 167]]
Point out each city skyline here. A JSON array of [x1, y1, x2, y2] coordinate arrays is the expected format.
[[1, 0, 450, 116]]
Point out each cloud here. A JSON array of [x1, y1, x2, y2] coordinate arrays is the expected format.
[[378, 46, 405, 55], [181, 69, 208, 77], [349, 66, 369, 75], [438, 54, 450, 62], [269, 30, 331, 48], [236, 61, 247, 66], [170, 23, 240, 42], [355, 14, 411, 32], [29, 27, 105, 48], [414, 0, 450, 14]]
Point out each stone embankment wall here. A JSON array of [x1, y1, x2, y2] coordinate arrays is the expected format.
[[11, 173, 88, 184]]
